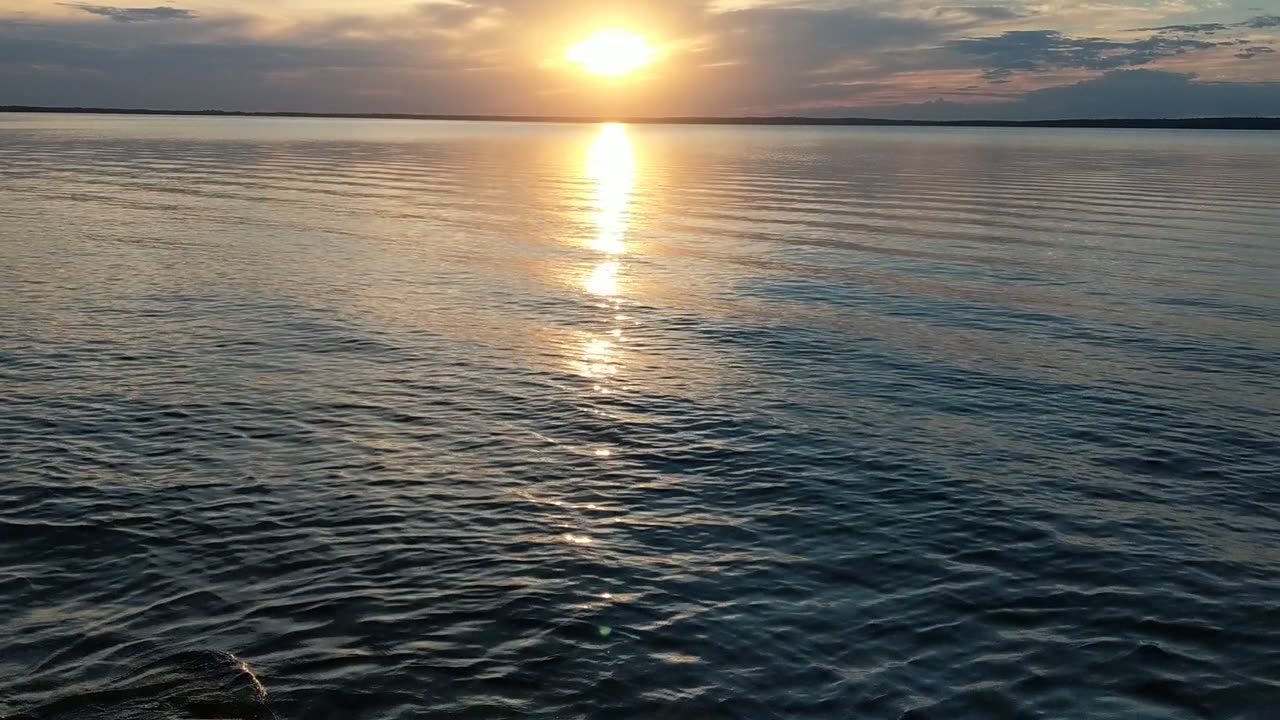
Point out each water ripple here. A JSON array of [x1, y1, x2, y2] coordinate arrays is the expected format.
[[1, 116, 1278, 719]]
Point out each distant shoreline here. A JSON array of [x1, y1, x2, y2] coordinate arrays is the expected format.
[[2, 105, 1278, 130]]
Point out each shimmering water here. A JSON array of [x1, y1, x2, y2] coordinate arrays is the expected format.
[[2, 114, 1278, 719]]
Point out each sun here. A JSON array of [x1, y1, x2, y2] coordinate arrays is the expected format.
[[566, 30, 656, 77]]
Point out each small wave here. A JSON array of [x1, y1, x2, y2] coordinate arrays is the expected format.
[[6, 651, 276, 720]]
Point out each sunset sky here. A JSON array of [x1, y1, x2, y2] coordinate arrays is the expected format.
[[2, 1, 1279, 118]]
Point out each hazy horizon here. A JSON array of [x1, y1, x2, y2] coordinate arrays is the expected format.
[[2, 1, 1279, 120], [6, 104, 1280, 125]]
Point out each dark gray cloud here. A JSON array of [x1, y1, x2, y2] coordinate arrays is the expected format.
[[865, 70, 1280, 120], [1236, 45, 1276, 59], [949, 30, 1216, 81], [1243, 14, 1280, 29], [1115, 13, 1280, 68], [1130, 23, 1229, 35], [954, 5, 1024, 21], [60, 4, 197, 23]]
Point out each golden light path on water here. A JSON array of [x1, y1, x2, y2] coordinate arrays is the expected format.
[[579, 123, 635, 387]]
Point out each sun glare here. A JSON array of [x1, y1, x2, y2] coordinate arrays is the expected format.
[[566, 30, 656, 77]]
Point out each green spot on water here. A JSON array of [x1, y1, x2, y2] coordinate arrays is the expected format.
[[598, 625, 612, 638]]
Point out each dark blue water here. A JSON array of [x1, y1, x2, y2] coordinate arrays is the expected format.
[[1, 115, 1278, 719]]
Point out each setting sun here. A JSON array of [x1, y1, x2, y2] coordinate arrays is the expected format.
[[566, 30, 656, 77]]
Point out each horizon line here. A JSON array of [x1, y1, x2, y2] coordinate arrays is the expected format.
[[3, 105, 1279, 130]]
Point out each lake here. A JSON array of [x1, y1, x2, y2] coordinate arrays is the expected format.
[[1, 114, 1278, 719]]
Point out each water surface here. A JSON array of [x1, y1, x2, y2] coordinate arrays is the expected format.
[[1, 115, 1278, 719]]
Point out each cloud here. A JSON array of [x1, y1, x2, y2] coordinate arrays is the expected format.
[[947, 29, 1216, 81], [711, 5, 949, 65], [1141, 14, 1280, 33], [1236, 46, 1276, 60], [1130, 23, 1229, 35], [1243, 14, 1280, 29], [60, 4, 197, 23], [415, 1, 494, 30], [955, 5, 1026, 21], [0, 8, 442, 112], [579, 4, 972, 112], [866, 70, 1280, 120]]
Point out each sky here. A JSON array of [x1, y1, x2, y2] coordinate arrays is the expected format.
[[1, 0, 1279, 118]]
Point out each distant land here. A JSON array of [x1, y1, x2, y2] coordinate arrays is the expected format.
[[2, 105, 1278, 130]]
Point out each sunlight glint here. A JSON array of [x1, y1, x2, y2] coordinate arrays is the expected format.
[[567, 30, 656, 77]]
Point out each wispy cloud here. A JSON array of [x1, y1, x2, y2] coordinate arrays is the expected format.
[[59, 4, 197, 23], [1134, 14, 1280, 34], [1129, 23, 1229, 35]]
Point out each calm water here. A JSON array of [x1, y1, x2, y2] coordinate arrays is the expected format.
[[1, 114, 1278, 719]]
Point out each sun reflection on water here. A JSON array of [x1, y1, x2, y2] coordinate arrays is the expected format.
[[576, 123, 636, 386], [586, 123, 635, 259], [585, 259, 621, 297]]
